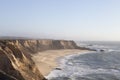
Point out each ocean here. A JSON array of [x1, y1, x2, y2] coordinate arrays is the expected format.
[[46, 41, 120, 80]]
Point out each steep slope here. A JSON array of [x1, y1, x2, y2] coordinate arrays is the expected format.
[[9, 39, 88, 53], [0, 40, 46, 80], [0, 39, 90, 80]]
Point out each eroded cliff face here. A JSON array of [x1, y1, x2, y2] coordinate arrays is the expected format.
[[0, 39, 87, 80], [0, 40, 46, 80], [12, 39, 80, 53]]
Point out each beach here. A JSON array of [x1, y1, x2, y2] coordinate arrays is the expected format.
[[32, 49, 90, 76]]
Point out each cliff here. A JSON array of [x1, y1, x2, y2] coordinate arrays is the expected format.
[[0, 40, 46, 80], [0, 39, 89, 80], [17, 39, 80, 53], [10, 39, 88, 53]]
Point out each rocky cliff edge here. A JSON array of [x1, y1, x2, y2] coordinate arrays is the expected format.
[[0, 39, 90, 80]]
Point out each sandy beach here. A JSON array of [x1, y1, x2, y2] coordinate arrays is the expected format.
[[32, 49, 90, 76]]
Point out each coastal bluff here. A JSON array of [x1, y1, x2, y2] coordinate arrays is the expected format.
[[0, 39, 89, 80]]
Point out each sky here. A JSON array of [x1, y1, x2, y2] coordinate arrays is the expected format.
[[0, 0, 120, 41]]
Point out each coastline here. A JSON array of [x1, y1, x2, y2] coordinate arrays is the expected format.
[[32, 49, 91, 76]]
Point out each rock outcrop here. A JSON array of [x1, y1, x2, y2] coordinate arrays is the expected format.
[[8, 39, 87, 53], [0, 39, 90, 80], [0, 40, 46, 80]]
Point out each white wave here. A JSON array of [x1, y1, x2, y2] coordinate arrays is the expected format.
[[46, 51, 120, 79]]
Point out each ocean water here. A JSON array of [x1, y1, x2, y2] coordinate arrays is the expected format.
[[46, 41, 120, 80]]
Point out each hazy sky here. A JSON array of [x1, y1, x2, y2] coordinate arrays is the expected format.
[[0, 0, 120, 41]]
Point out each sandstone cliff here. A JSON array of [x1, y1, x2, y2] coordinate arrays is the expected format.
[[0, 40, 46, 80], [0, 39, 89, 80], [10, 39, 87, 53]]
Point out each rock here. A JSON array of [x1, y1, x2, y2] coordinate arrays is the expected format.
[[0, 39, 90, 80], [100, 49, 105, 52], [0, 70, 18, 80], [0, 40, 46, 80], [55, 68, 62, 70]]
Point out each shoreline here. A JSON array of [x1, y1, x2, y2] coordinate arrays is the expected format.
[[32, 49, 91, 76]]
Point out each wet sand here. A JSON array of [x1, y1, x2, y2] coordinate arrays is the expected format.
[[32, 49, 90, 76]]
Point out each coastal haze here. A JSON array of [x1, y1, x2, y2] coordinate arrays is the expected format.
[[0, 0, 120, 41], [0, 0, 120, 80]]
